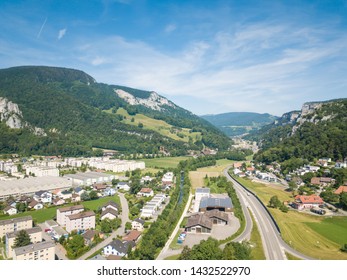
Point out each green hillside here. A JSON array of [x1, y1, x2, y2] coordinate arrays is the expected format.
[[252, 99, 347, 169], [0, 66, 231, 156]]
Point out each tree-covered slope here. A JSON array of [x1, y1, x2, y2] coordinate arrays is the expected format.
[[0, 66, 231, 156], [201, 112, 277, 137], [252, 99, 347, 165]]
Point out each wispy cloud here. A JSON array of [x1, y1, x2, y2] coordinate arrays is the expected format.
[[37, 17, 47, 39], [58, 28, 67, 40], [164, 24, 176, 33], [74, 21, 347, 115]]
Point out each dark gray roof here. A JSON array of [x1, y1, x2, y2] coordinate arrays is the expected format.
[[14, 241, 55, 256], [103, 201, 119, 209], [134, 218, 145, 225], [0, 216, 32, 226], [106, 239, 134, 255], [199, 197, 233, 209]]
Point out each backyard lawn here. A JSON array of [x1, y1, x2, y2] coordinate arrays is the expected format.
[[0, 195, 121, 224]]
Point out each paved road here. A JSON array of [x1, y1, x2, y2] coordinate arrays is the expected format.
[[78, 192, 130, 260], [224, 167, 313, 260], [156, 193, 193, 260]]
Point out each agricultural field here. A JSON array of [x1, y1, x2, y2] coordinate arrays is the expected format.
[[109, 108, 202, 143], [190, 159, 235, 190], [234, 176, 347, 259]]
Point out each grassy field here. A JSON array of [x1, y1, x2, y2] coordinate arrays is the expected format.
[[189, 159, 235, 190], [109, 108, 202, 143], [164, 254, 180, 260], [233, 176, 347, 259], [0, 195, 121, 224], [285, 252, 302, 260], [142, 156, 190, 169]]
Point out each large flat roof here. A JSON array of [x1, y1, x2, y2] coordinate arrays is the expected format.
[[0, 176, 71, 197], [65, 172, 114, 181]]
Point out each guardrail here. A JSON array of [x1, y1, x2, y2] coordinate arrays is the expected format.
[[227, 171, 281, 234]]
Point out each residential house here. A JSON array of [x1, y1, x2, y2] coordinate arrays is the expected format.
[[59, 189, 73, 200], [65, 211, 96, 233], [137, 188, 154, 197], [13, 241, 55, 260], [122, 230, 142, 243], [56, 205, 84, 227], [5, 227, 42, 258], [334, 186, 347, 195], [140, 205, 156, 218], [74, 187, 84, 196], [103, 187, 116, 197], [28, 200, 43, 210], [71, 193, 81, 203], [310, 177, 335, 186], [101, 201, 120, 212], [0, 216, 33, 238], [116, 182, 131, 192], [140, 176, 153, 184], [233, 162, 242, 169], [33, 190, 53, 204], [82, 230, 102, 246], [93, 183, 107, 192], [52, 197, 65, 206], [100, 208, 118, 220], [292, 195, 324, 210], [335, 159, 347, 169], [102, 239, 134, 257], [162, 172, 174, 186], [131, 218, 145, 231], [3, 206, 17, 216]]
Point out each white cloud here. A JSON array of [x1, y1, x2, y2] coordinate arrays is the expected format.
[[58, 28, 67, 40], [165, 24, 177, 33]]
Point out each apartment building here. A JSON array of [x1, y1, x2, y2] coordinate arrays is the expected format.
[[13, 241, 55, 260], [65, 211, 96, 233], [0, 216, 33, 238], [56, 205, 84, 227]]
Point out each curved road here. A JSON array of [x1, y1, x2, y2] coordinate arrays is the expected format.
[[78, 192, 130, 260], [224, 167, 313, 260]]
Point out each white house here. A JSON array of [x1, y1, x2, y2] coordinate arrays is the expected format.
[[33, 190, 53, 204], [28, 200, 44, 210], [103, 187, 116, 196], [137, 188, 154, 197], [100, 208, 118, 220], [116, 182, 131, 191], [103, 239, 134, 257], [3, 206, 17, 216], [131, 218, 145, 231]]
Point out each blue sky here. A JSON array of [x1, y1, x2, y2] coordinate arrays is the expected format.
[[0, 0, 346, 116]]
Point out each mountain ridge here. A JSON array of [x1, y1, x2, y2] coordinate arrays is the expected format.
[[0, 66, 231, 156]]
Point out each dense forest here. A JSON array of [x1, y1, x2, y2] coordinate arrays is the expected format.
[[252, 99, 347, 170], [0, 66, 231, 156]]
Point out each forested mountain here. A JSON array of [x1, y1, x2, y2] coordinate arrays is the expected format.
[[201, 112, 277, 137], [0, 66, 231, 156], [250, 99, 347, 166]]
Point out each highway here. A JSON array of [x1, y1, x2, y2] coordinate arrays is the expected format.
[[224, 167, 313, 260]]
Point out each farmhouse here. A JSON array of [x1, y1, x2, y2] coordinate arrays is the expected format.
[[185, 213, 212, 234], [293, 195, 324, 210]]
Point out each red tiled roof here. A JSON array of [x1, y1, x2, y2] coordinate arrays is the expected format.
[[334, 186, 347, 195], [139, 188, 152, 193], [295, 195, 324, 204]]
